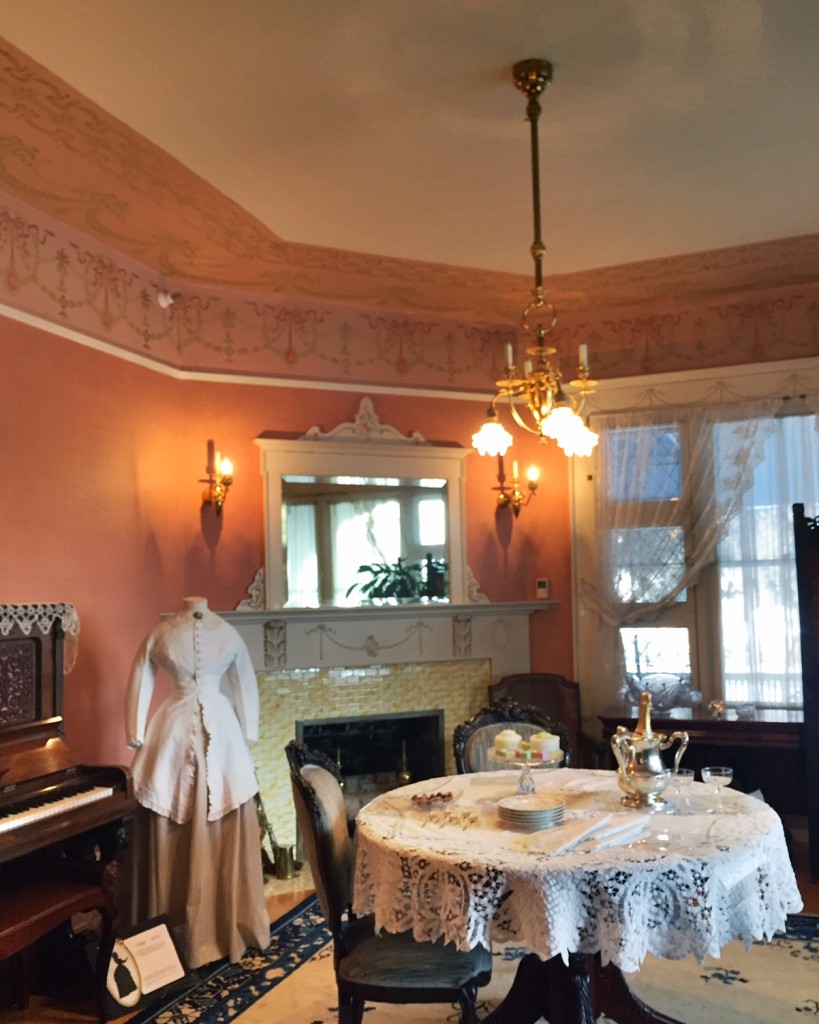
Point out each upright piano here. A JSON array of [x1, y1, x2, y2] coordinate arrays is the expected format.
[[0, 604, 137, 1019]]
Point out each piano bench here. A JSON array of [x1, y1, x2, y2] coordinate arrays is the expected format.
[[0, 878, 112, 1016]]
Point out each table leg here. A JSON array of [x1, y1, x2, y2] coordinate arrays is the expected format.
[[479, 953, 549, 1024], [481, 951, 687, 1024], [589, 955, 687, 1024]]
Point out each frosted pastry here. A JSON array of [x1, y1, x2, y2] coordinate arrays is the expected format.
[[530, 731, 561, 758], [494, 728, 523, 754]]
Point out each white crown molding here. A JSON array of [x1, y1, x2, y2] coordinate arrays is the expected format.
[[586, 354, 819, 414]]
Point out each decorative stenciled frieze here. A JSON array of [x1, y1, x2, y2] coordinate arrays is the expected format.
[[1, 182, 818, 394]]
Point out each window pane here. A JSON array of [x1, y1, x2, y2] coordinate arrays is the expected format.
[[621, 627, 691, 676], [619, 627, 693, 706], [607, 425, 681, 503], [716, 413, 819, 708], [331, 499, 401, 605], [611, 527, 686, 603], [719, 563, 803, 706], [284, 504, 319, 607], [418, 497, 446, 547]]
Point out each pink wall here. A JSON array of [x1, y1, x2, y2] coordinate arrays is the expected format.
[[1, 317, 574, 767]]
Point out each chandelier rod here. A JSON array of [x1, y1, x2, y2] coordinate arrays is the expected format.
[[513, 59, 553, 320], [526, 90, 544, 295], [470, 58, 599, 461]]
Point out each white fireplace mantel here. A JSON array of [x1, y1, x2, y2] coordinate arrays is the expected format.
[[222, 601, 556, 679]]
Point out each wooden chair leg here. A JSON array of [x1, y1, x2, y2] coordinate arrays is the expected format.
[[337, 987, 364, 1024], [458, 979, 479, 1023]]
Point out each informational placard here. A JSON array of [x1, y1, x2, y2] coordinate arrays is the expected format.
[[105, 916, 189, 1018]]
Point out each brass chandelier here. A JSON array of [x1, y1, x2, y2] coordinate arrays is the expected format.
[[472, 59, 599, 460]]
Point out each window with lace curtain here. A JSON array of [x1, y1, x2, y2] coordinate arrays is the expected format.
[[579, 401, 819, 712], [714, 413, 819, 708]]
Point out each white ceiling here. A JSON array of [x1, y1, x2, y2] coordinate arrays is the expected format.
[[1, 0, 817, 278]]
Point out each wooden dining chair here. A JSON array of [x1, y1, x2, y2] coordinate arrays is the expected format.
[[284, 741, 492, 1024], [452, 696, 573, 773], [793, 503, 819, 880]]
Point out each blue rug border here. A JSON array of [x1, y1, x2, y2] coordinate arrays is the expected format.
[[124, 902, 819, 1024], [781, 912, 819, 942], [125, 894, 331, 1024]]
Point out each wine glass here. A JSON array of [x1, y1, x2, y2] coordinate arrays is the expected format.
[[701, 766, 733, 812], [667, 767, 695, 812]]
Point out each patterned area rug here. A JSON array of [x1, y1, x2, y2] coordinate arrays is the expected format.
[[130, 898, 819, 1023]]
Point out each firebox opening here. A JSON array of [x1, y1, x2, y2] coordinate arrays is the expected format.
[[296, 709, 445, 822]]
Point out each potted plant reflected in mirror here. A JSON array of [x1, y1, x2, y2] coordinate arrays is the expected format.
[[346, 556, 448, 605]]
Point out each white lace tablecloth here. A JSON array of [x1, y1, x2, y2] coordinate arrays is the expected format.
[[352, 768, 803, 972]]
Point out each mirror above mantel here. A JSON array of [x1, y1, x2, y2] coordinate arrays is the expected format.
[[255, 398, 470, 609]]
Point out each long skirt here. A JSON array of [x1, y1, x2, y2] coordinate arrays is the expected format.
[[134, 720, 270, 968]]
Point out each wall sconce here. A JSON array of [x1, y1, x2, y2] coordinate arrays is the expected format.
[[494, 456, 538, 518], [200, 442, 233, 515]]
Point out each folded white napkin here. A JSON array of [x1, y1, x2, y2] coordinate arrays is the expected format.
[[593, 817, 648, 840], [587, 821, 649, 851], [527, 814, 612, 855]]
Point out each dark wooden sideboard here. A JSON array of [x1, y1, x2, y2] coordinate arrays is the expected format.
[[598, 708, 805, 818]]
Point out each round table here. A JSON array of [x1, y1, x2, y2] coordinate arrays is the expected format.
[[352, 768, 802, 1024]]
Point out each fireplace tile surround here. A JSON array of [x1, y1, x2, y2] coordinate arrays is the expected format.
[[255, 659, 491, 842], [224, 602, 551, 843]]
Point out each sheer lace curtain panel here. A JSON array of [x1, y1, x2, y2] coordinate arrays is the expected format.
[[579, 395, 819, 712]]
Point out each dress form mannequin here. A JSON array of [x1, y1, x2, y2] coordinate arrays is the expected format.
[[125, 598, 268, 967], [180, 596, 219, 627]]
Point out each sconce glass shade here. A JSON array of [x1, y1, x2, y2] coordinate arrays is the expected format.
[[472, 412, 514, 457]]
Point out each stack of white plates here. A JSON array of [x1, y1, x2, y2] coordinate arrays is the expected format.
[[497, 794, 565, 829]]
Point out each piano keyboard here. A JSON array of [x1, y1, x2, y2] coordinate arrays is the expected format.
[[0, 785, 115, 835]]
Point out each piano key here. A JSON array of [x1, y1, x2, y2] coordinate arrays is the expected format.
[[0, 786, 115, 835]]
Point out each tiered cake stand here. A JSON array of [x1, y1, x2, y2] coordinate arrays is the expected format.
[[488, 749, 564, 793]]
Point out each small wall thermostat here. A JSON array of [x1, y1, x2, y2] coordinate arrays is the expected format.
[[536, 578, 549, 599]]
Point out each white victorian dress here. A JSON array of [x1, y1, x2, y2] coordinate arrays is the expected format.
[[125, 609, 269, 967]]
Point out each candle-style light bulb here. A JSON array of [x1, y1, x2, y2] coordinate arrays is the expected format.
[[527, 466, 539, 485], [512, 460, 519, 482], [218, 456, 233, 477]]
